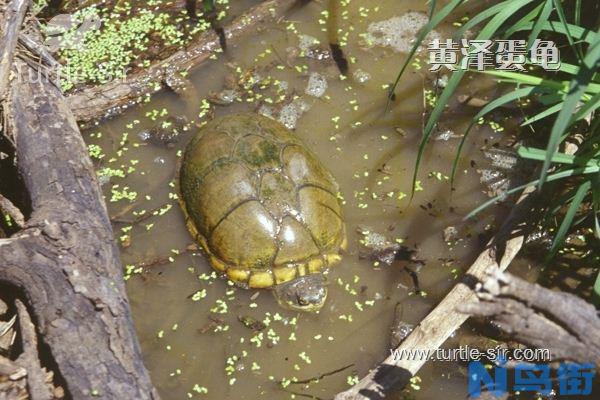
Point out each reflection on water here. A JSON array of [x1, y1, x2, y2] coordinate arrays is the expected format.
[[86, 0, 509, 398]]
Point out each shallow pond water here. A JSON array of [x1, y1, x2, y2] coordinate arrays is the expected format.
[[85, 0, 511, 398]]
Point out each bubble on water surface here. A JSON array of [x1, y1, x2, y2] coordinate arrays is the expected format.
[[298, 34, 320, 52], [364, 12, 440, 53], [353, 69, 372, 84], [278, 99, 311, 130], [305, 72, 328, 98], [137, 130, 151, 142]]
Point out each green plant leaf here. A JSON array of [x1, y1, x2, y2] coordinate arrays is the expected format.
[[412, 0, 535, 197], [552, 0, 584, 62], [548, 180, 591, 258], [453, 1, 524, 40], [466, 163, 600, 219], [527, 0, 554, 50], [517, 146, 576, 164], [521, 102, 562, 126], [427, 0, 437, 19], [506, 20, 597, 44], [539, 33, 600, 189], [594, 271, 600, 297], [592, 176, 600, 240], [571, 90, 600, 124]]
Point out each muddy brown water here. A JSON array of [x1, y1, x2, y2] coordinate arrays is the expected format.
[[86, 0, 510, 398]]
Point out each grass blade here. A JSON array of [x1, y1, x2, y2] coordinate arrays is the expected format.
[[571, 90, 600, 123], [453, 1, 522, 40], [466, 164, 600, 219], [593, 176, 600, 239], [552, 0, 584, 62], [521, 102, 562, 126], [517, 146, 576, 164], [527, 0, 554, 50], [506, 20, 597, 44], [548, 180, 591, 258], [412, 0, 535, 196], [427, 0, 437, 19], [539, 34, 600, 188]]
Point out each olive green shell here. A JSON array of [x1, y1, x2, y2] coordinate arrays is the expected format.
[[179, 113, 346, 288]]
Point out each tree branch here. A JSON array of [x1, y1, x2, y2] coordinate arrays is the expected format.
[[14, 300, 53, 400], [458, 270, 600, 367]]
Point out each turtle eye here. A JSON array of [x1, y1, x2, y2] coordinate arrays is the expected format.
[[296, 295, 309, 306]]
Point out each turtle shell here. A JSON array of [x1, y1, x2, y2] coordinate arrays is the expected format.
[[179, 113, 346, 288]]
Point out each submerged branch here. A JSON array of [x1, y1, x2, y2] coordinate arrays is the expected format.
[[335, 184, 537, 400], [290, 363, 354, 385]]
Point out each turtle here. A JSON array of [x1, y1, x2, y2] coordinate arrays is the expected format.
[[179, 113, 346, 312]]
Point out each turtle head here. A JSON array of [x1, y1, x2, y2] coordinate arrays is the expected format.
[[273, 274, 327, 312]]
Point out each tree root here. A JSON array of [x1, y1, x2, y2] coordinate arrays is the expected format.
[[13, 300, 53, 400], [458, 270, 600, 367]]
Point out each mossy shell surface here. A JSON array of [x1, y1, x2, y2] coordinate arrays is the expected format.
[[179, 113, 346, 288]]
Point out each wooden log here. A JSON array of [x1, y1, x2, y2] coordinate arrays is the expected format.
[[0, 0, 30, 101], [0, 57, 160, 398]]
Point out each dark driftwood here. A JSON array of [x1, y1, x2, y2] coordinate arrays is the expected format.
[[0, 57, 160, 398], [0, 0, 30, 101], [459, 270, 600, 367], [66, 0, 298, 123]]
